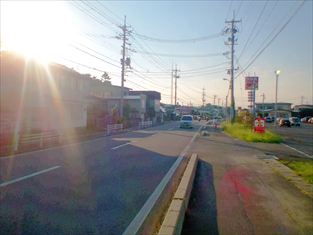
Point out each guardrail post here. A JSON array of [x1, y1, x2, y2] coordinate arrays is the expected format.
[[39, 132, 44, 148]]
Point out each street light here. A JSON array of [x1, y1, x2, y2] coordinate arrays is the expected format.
[[274, 70, 281, 126]]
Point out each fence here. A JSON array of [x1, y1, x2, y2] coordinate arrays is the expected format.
[[17, 131, 60, 152], [138, 121, 153, 129], [107, 124, 123, 135]]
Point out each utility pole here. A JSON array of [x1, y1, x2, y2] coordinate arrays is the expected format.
[[171, 64, 173, 105], [173, 65, 180, 107], [117, 15, 132, 118], [202, 87, 206, 108], [261, 93, 265, 117], [301, 96, 304, 105], [225, 13, 240, 123], [218, 98, 221, 106], [213, 95, 217, 105]]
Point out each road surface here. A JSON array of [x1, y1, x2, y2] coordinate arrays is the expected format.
[[0, 121, 201, 235], [182, 125, 313, 235]]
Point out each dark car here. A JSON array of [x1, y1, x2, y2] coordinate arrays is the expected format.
[[279, 118, 291, 127], [289, 117, 301, 127], [301, 116, 312, 123], [265, 116, 272, 123]]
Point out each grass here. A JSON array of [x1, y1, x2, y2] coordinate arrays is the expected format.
[[279, 159, 313, 184], [222, 122, 282, 143]]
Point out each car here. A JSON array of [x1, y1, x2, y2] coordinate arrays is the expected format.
[[279, 118, 291, 127], [276, 117, 282, 124], [180, 115, 193, 128], [265, 116, 272, 123], [308, 117, 313, 124], [301, 116, 312, 123], [290, 117, 301, 126], [289, 117, 301, 127]]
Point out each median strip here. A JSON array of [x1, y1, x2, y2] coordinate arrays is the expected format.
[[122, 125, 202, 235], [0, 165, 61, 187], [158, 153, 198, 235]]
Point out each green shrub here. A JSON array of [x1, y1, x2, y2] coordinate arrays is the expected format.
[[279, 160, 313, 184], [222, 122, 282, 143]]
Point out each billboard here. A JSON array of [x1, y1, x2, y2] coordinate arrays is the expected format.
[[245, 76, 259, 90]]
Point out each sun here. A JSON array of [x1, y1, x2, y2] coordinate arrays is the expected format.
[[0, 1, 76, 63]]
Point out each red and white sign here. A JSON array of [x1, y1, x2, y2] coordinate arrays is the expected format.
[[254, 117, 265, 133], [245, 76, 259, 90]]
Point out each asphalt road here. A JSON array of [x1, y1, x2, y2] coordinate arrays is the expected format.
[[268, 123, 313, 157], [0, 121, 201, 235], [182, 125, 313, 235]]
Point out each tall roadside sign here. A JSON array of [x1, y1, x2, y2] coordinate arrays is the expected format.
[[245, 76, 259, 116]]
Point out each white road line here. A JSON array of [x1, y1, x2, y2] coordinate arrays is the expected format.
[[281, 143, 313, 159], [0, 166, 61, 188], [111, 142, 131, 150]]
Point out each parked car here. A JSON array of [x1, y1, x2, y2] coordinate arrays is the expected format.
[[180, 115, 193, 128], [279, 118, 291, 127], [308, 117, 313, 124], [276, 117, 282, 124], [265, 116, 272, 123], [289, 117, 300, 127], [301, 116, 312, 123]]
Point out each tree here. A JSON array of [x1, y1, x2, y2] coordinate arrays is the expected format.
[[101, 72, 111, 82]]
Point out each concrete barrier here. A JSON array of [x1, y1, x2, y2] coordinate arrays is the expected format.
[[123, 126, 202, 235], [158, 153, 198, 235], [123, 155, 189, 235]]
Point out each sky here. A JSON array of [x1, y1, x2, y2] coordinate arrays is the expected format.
[[1, 0, 312, 108]]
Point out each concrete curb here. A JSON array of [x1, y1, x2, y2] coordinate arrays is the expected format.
[[122, 125, 202, 235], [158, 153, 198, 235], [264, 158, 313, 199]]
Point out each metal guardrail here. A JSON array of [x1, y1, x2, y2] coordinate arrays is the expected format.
[[107, 124, 123, 135], [138, 121, 153, 129], [18, 131, 60, 151]]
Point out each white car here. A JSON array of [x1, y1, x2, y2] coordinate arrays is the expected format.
[[180, 115, 193, 128]]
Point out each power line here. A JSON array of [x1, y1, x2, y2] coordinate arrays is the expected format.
[[96, 1, 124, 22], [133, 31, 222, 43], [134, 50, 223, 58], [241, 0, 279, 60], [70, 2, 119, 34], [71, 42, 120, 64], [236, 1, 305, 78], [131, 35, 169, 71], [70, 44, 121, 68], [238, 0, 269, 59]]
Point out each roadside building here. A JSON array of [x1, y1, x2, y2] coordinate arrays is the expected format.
[[292, 104, 313, 118], [129, 91, 162, 123], [255, 102, 292, 118], [0, 51, 128, 135]]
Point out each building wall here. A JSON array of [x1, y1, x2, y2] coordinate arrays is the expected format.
[[0, 52, 120, 134], [256, 103, 292, 112]]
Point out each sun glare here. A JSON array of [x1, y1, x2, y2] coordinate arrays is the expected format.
[[0, 1, 76, 63]]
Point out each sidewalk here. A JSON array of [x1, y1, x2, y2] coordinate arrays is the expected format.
[[182, 126, 313, 235]]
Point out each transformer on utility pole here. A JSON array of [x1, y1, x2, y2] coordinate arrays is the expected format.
[[117, 15, 132, 118], [225, 14, 241, 123]]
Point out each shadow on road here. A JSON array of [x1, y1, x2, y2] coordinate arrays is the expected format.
[[181, 160, 219, 235]]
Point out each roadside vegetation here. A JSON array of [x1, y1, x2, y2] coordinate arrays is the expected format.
[[279, 159, 313, 184], [222, 110, 282, 143]]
